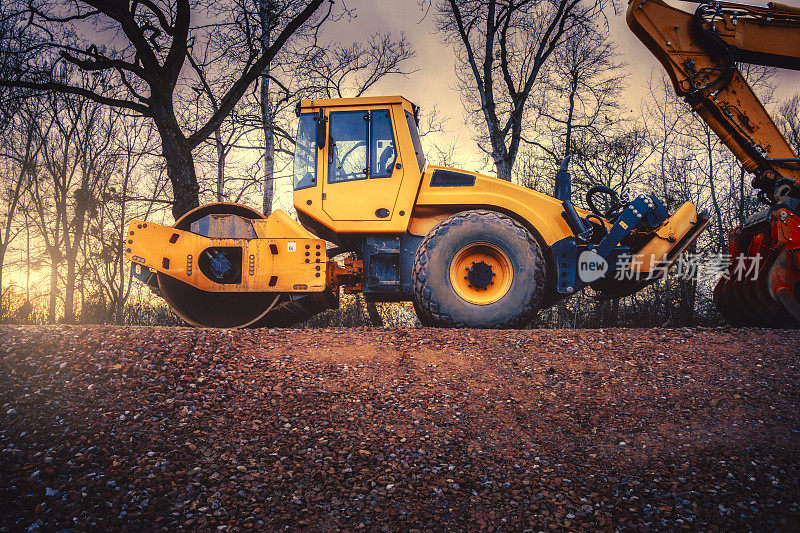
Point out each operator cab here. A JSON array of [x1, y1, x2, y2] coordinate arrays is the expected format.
[[291, 96, 426, 236]]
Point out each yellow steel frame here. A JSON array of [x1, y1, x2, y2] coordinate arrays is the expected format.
[[124, 210, 328, 293], [411, 165, 592, 246], [632, 202, 701, 274]]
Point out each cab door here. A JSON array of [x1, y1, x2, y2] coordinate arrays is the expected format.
[[322, 107, 405, 222]]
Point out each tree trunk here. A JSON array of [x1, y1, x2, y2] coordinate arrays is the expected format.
[[259, 0, 276, 216], [738, 166, 747, 226], [261, 81, 276, 216], [555, 300, 566, 328], [116, 176, 129, 325], [48, 257, 58, 324], [495, 158, 513, 181], [215, 128, 225, 202], [115, 285, 124, 325], [157, 118, 200, 220], [0, 245, 5, 321], [64, 190, 89, 323], [680, 278, 695, 325], [564, 75, 578, 159], [25, 217, 30, 303], [704, 131, 725, 252], [64, 254, 77, 323]]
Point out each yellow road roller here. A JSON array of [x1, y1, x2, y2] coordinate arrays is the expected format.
[[125, 95, 707, 328]]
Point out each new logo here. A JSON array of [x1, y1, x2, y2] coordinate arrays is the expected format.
[[578, 250, 608, 283]]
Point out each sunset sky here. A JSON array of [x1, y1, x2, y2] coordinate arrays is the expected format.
[[315, 0, 800, 174]]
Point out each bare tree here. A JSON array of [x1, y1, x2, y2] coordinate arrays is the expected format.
[[185, 50, 260, 204], [525, 24, 625, 163], [28, 85, 117, 323], [259, 0, 278, 215], [515, 21, 626, 203], [777, 94, 800, 154], [0, 99, 50, 319], [298, 33, 417, 99], [434, 0, 604, 181], [1, 0, 329, 219], [572, 126, 652, 197], [91, 113, 159, 324]]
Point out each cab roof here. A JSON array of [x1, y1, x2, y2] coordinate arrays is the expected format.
[[297, 95, 417, 115]]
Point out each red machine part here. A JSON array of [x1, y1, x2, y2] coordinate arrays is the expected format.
[[714, 207, 800, 326]]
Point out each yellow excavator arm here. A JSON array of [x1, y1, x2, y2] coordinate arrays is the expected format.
[[628, 0, 800, 200]]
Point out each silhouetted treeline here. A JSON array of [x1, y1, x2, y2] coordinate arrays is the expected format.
[[0, 1, 798, 328]]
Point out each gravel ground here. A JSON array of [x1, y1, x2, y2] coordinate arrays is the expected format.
[[1, 325, 799, 531]]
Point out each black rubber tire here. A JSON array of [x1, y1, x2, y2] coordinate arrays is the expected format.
[[412, 299, 435, 327], [411, 210, 546, 328]]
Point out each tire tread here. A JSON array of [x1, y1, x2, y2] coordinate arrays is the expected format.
[[411, 210, 545, 328]]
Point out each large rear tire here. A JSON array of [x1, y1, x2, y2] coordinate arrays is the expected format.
[[412, 299, 435, 327], [412, 210, 545, 328]]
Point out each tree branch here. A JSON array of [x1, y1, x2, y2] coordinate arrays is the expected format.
[[187, 0, 326, 148], [0, 79, 151, 115]]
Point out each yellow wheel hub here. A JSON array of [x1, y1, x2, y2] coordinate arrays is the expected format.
[[449, 242, 513, 305]]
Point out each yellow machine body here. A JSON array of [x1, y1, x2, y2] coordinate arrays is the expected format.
[[126, 95, 705, 328], [125, 209, 327, 293], [291, 96, 700, 271]]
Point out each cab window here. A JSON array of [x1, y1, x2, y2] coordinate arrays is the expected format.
[[328, 109, 397, 183], [329, 111, 369, 183], [370, 110, 396, 178], [293, 113, 317, 191]]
